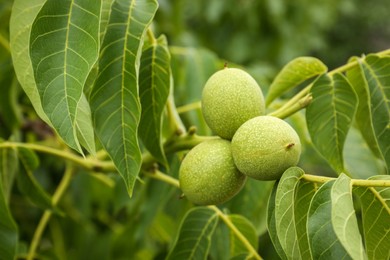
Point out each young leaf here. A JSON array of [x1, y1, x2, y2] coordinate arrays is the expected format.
[[228, 214, 258, 257], [16, 147, 59, 212], [359, 55, 390, 173], [139, 35, 171, 167], [0, 158, 18, 260], [10, 0, 49, 123], [166, 207, 219, 260], [294, 180, 316, 260], [346, 57, 381, 158], [266, 57, 327, 106], [90, 0, 158, 196], [266, 183, 288, 260], [306, 73, 358, 173], [354, 175, 390, 260], [331, 174, 367, 260], [29, 0, 101, 154], [275, 167, 304, 259], [307, 180, 351, 259]]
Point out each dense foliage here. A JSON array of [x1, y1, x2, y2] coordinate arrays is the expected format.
[[0, 0, 389, 259]]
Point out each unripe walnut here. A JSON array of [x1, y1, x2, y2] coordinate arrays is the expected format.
[[231, 116, 301, 180], [201, 68, 265, 140], [179, 139, 246, 205]]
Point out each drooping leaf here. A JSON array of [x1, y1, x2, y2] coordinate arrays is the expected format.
[[166, 207, 219, 260], [331, 174, 367, 260], [266, 57, 327, 106], [139, 35, 171, 167], [275, 167, 304, 259], [354, 175, 390, 260], [228, 214, 258, 257], [294, 179, 316, 260], [0, 155, 18, 260], [16, 147, 59, 212], [90, 0, 158, 196], [307, 180, 351, 259], [359, 55, 390, 173], [266, 183, 288, 260], [346, 57, 381, 158], [29, 0, 101, 154], [10, 0, 48, 124], [306, 73, 358, 173]]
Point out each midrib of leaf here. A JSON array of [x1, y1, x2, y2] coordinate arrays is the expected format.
[[120, 1, 137, 176], [368, 187, 390, 215]]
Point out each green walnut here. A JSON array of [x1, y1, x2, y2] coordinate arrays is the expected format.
[[202, 68, 265, 140], [231, 116, 301, 180], [179, 138, 246, 205]]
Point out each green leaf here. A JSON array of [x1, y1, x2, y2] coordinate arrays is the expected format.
[[228, 215, 258, 257], [0, 147, 18, 202], [331, 174, 367, 260], [346, 57, 381, 158], [0, 57, 20, 134], [166, 207, 219, 260], [354, 175, 390, 260], [16, 147, 59, 212], [294, 179, 316, 260], [266, 182, 287, 260], [359, 55, 390, 173], [90, 0, 158, 196], [307, 180, 351, 259], [139, 35, 171, 167], [226, 178, 273, 235], [0, 156, 18, 260], [306, 73, 358, 173], [275, 167, 304, 259], [344, 127, 387, 179], [10, 0, 49, 123], [29, 0, 101, 154], [266, 57, 327, 106], [75, 94, 96, 155]]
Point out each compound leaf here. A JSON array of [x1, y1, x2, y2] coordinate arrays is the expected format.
[[139, 35, 171, 167], [354, 175, 390, 260], [30, 0, 101, 154], [306, 73, 358, 174], [90, 0, 158, 196], [266, 57, 327, 106], [166, 207, 219, 260]]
